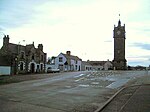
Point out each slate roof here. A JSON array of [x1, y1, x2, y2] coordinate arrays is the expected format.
[[89, 61, 107, 66], [6, 43, 35, 55], [88, 61, 113, 66], [25, 44, 35, 54], [61, 53, 82, 65]]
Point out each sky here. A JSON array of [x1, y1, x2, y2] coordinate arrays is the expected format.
[[0, 0, 150, 66]]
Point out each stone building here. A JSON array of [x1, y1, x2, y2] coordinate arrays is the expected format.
[[0, 35, 47, 74], [112, 19, 127, 70]]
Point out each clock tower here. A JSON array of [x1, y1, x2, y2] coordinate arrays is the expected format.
[[113, 19, 127, 70]]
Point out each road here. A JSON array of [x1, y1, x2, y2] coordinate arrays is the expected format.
[[0, 71, 149, 112]]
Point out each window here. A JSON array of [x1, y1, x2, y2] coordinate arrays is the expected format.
[[20, 52, 25, 59], [78, 66, 80, 71], [36, 65, 40, 73], [32, 54, 34, 60], [75, 65, 77, 70], [41, 55, 43, 61], [76, 60, 78, 64], [41, 64, 43, 71], [59, 57, 63, 62], [86, 67, 88, 70]]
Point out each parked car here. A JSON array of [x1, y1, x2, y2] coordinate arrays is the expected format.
[[47, 67, 60, 73]]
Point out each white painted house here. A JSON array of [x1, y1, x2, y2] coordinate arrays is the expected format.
[[55, 51, 82, 71]]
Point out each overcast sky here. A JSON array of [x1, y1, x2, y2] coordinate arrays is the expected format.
[[0, 0, 150, 66]]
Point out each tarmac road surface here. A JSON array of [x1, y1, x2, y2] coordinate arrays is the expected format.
[[0, 71, 148, 112]]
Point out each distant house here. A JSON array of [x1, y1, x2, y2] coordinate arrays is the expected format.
[[0, 35, 47, 75], [103, 60, 113, 70], [82, 60, 113, 71], [89, 61, 104, 71], [81, 61, 92, 71], [46, 56, 57, 72], [55, 51, 82, 71]]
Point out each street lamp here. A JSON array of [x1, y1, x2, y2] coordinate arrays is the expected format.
[[15, 57, 18, 75]]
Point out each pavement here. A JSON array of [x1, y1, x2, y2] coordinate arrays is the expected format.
[[96, 84, 150, 112]]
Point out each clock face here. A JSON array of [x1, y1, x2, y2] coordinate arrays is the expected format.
[[117, 30, 121, 35]]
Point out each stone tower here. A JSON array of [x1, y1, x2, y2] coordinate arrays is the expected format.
[[113, 19, 127, 70]]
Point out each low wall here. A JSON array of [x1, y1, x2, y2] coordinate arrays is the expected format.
[[0, 66, 11, 75]]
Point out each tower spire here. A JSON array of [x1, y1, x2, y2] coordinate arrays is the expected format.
[[118, 14, 121, 26]]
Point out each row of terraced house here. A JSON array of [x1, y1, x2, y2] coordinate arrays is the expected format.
[[0, 35, 113, 75]]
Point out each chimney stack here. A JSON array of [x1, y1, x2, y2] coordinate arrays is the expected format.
[[3, 35, 9, 46], [38, 44, 43, 51], [66, 51, 71, 55]]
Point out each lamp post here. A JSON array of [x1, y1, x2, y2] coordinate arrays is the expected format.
[[15, 57, 18, 75]]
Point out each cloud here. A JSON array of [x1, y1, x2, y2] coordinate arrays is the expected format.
[[1, 0, 150, 66], [131, 43, 150, 50], [127, 55, 150, 66], [0, 0, 49, 29], [104, 40, 112, 43]]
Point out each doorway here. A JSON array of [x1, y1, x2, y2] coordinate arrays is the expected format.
[[30, 63, 35, 73]]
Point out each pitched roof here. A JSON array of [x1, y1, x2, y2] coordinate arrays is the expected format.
[[89, 61, 107, 66], [89, 60, 113, 66], [62, 53, 81, 61], [61, 53, 82, 65], [25, 44, 34, 53], [7, 43, 35, 55], [8, 43, 18, 54], [82, 61, 92, 66]]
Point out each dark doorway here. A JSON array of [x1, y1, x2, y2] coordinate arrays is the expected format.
[[30, 63, 35, 73], [79, 66, 80, 71], [20, 62, 24, 71]]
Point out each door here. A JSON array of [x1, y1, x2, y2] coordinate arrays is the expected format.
[[59, 64, 63, 71], [30, 63, 35, 73]]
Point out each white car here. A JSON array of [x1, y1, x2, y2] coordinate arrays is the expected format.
[[47, 67, 60, 73]]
